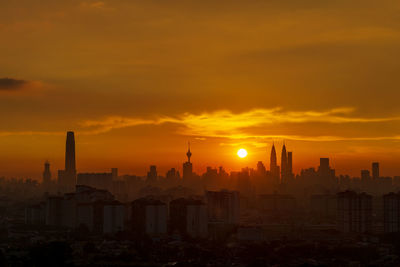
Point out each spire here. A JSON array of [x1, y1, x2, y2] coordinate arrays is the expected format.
[[271, 142, 276, 157], [186, 142, 192, 163], [270, 142, 277, 169]]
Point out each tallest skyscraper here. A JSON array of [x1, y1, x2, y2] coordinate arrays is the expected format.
[[65, 131, 76, 174], [58, 131, 77, 192]]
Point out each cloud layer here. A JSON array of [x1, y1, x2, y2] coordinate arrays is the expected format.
[[77, 107, 400, 142], [0, 78, 28, 90], [1, 107, 399, 142]]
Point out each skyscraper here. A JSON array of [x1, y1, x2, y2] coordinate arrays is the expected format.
[[147, 165, 158, 183], [183, 142, 193, 182], [287, 152, 293, 176], [361, 170, 371, 182], [256, 161, 266, 175], [337, 191, 372, 233], [281, 143, 287, 183], [319, 158, 330, 177], [43, 161, 51, 191], [270, 143, 280, 184], [270, 143, 277, 172], [372, 162, 380, 179], [318, 158, 336, 188], [58, 131, 77, 192], [65, 131, 76, 174]]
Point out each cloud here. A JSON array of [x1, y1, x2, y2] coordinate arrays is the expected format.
[[77, 107, 400, 140], [79, 1, 113, 11], [0, 78, 29, 91], [1, 107, 399, 142], [80, 116, 178, 135], [0, 131, 64, 137]]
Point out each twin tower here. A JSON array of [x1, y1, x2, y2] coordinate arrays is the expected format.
[[270, 143, 293, 184]]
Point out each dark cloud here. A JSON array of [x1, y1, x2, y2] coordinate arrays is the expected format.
[[0, 78, 28, 90]]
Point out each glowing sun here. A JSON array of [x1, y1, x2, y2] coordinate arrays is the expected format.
[[237, 148, 248, 158]]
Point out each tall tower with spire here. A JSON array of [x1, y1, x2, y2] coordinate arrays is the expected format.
[[270, 143, 277, 172], [186, 142, 192, 163], [270, 143, 280, 184], [183, 142, 193, 183], [281, 142, 288, 183]]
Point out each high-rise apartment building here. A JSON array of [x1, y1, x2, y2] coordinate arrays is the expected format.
[[337, 190, 372, 233], [372, 162, 380, 179]]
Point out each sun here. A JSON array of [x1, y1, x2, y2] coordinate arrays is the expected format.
[[237, 148, 248, 158]]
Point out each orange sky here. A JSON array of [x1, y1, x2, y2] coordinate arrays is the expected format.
[[1, 0, 400, 179]]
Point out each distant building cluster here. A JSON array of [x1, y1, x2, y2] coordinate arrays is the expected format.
[[25, 186, 239, 239], [37, 132, 400, 201], [15, 131, 400, 240]]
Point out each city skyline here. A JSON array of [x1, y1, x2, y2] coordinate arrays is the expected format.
[[1, 1, 400, 179], [3, 2, 400, 265], [11, 131, 396, 182]]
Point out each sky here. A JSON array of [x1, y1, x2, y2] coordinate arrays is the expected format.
[[1, 0, 400, 179]]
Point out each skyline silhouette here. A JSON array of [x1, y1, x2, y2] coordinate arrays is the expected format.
[[2, 1, 400, 180], [0, 130, 396, 182], [3, 1, 400, 266], [21, 131, 397, 197], [1, 131, 398, 182]]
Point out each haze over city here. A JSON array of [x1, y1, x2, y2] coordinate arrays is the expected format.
[[2, 0, 400, 178], [4, 1, 400, 266]]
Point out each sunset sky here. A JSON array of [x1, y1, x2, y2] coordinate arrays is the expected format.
[[1, 0, 400, 179]]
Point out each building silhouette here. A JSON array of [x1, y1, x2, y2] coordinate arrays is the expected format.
[[58, 131, 77, 192], [270, 143, 280, 185], [372, 162, 380, 179], [281, 143, 287, 183], [146, 165, 158, 184], [42, 161, 51, 191], [318, 158, 336, 188], [361, 170, 371, 182], [383, 192, 400, 233], [77, 171, 113, 191], [206, 190, 240, 225], [259, 192, 296, 216], [169, 198, 208, 238], [131, 198, 167, 237], [166, 168, 180, 185], [280, 143, 293, 185], [103, 201, 126, 234], [287, 152, 293, 178], [46, 185, 114, 232], [183, 142, 193, 182], [337, 190, 372, 233]]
